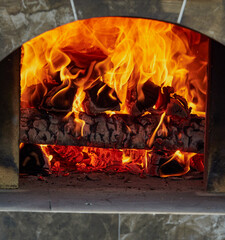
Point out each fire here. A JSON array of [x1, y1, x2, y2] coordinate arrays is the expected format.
[[21, 17, 208, 116], [160, 150, 197, 177], [40, 144, 53, 170], [20, 17, 208, 177], [147, 112, 166, 148], [37, 145, 203, 177], [72, 88, 86, 136]]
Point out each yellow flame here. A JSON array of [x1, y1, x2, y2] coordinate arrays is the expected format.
[[40, 144, 53, 169], [122, 152, 132, 164], [147, 112, 166, 148], [160, 150, 197, 177], [21, 17, 208, 117], [72, 88, 86, 136], [19, 143, 24, 149]]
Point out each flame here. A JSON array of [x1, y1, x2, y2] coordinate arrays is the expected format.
[[122, 151, 132, 164], [147, 112, 166, 147], [72, 88, 86, 136], [160, 150, 197, 177], [19, 143, 24, 149], [36, 145, 201, 176], [21, 17, 208, 117], [40, 144, 53, 169], [160, 122, 168, 137], [20, 17, 208, 177]]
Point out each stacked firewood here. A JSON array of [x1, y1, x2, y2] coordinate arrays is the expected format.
[[20, 107, 204, 153], [20, 59, 205, 176]]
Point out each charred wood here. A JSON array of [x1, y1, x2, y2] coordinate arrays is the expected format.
[[20, 108, 205, 153], [83, 80, 121, 114], [41, 79, 77, 112], [19, 144, 46, 175], [136, 81, 160, 112]]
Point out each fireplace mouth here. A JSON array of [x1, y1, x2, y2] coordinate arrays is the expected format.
[[19, 17, 208, 180], [1, 2, 225, 238]]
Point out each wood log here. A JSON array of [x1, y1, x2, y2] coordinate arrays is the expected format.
[[20, 108, 205, 153], [22, 143, 203, 177], [19, 144, 46, 175], [83, 80, 121, 114], [147, 151, 204, 176]]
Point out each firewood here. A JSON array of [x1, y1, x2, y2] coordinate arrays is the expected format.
[[136, 80, 160, 112], [19, 144, 46, 175], [36, 144, 203, 177], [20, 108, 205, 153], [83, 80, 121, 114], [41, 79, 77, 112]]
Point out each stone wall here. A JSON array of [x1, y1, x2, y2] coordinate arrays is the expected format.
[[0, 0, 225, 61], [0, 212, 225, 240]]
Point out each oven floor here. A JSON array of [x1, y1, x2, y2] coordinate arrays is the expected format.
[[0, 173, 225, 240], [1, 172, 225, 214], [19, 172, 204, 192]]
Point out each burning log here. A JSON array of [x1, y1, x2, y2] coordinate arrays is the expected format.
[[19, 144, 46, 175], [83, 80, 121, 114], [28, 144, 204, 177], [20, 108, 205, 153], [147, 150, 204, 177]]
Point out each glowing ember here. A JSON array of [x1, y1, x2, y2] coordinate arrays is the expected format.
[[20, 17, 208, 177], [37, 145, 203, 177]]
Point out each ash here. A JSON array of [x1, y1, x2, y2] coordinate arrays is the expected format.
[[19, 172, 204, 192]]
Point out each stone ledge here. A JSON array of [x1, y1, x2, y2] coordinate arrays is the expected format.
[[0, 212, 224, 240], [1, 175, 225, 239], [0, 177, 225, 214]]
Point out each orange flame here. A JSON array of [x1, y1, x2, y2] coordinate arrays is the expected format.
[[20, 17, 208, 177], [19, 143, 24, 149], [40, 144, 53, 170], [21, 17, 208, 117], [38, 145, 201, 176], [72, 88, 86, 136], [147, 112, 166, 147], [160, 150, 197, 177]]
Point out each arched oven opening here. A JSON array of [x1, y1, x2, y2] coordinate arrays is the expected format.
[[1, 17, 225, 193], [18, 17, 208, 188]]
